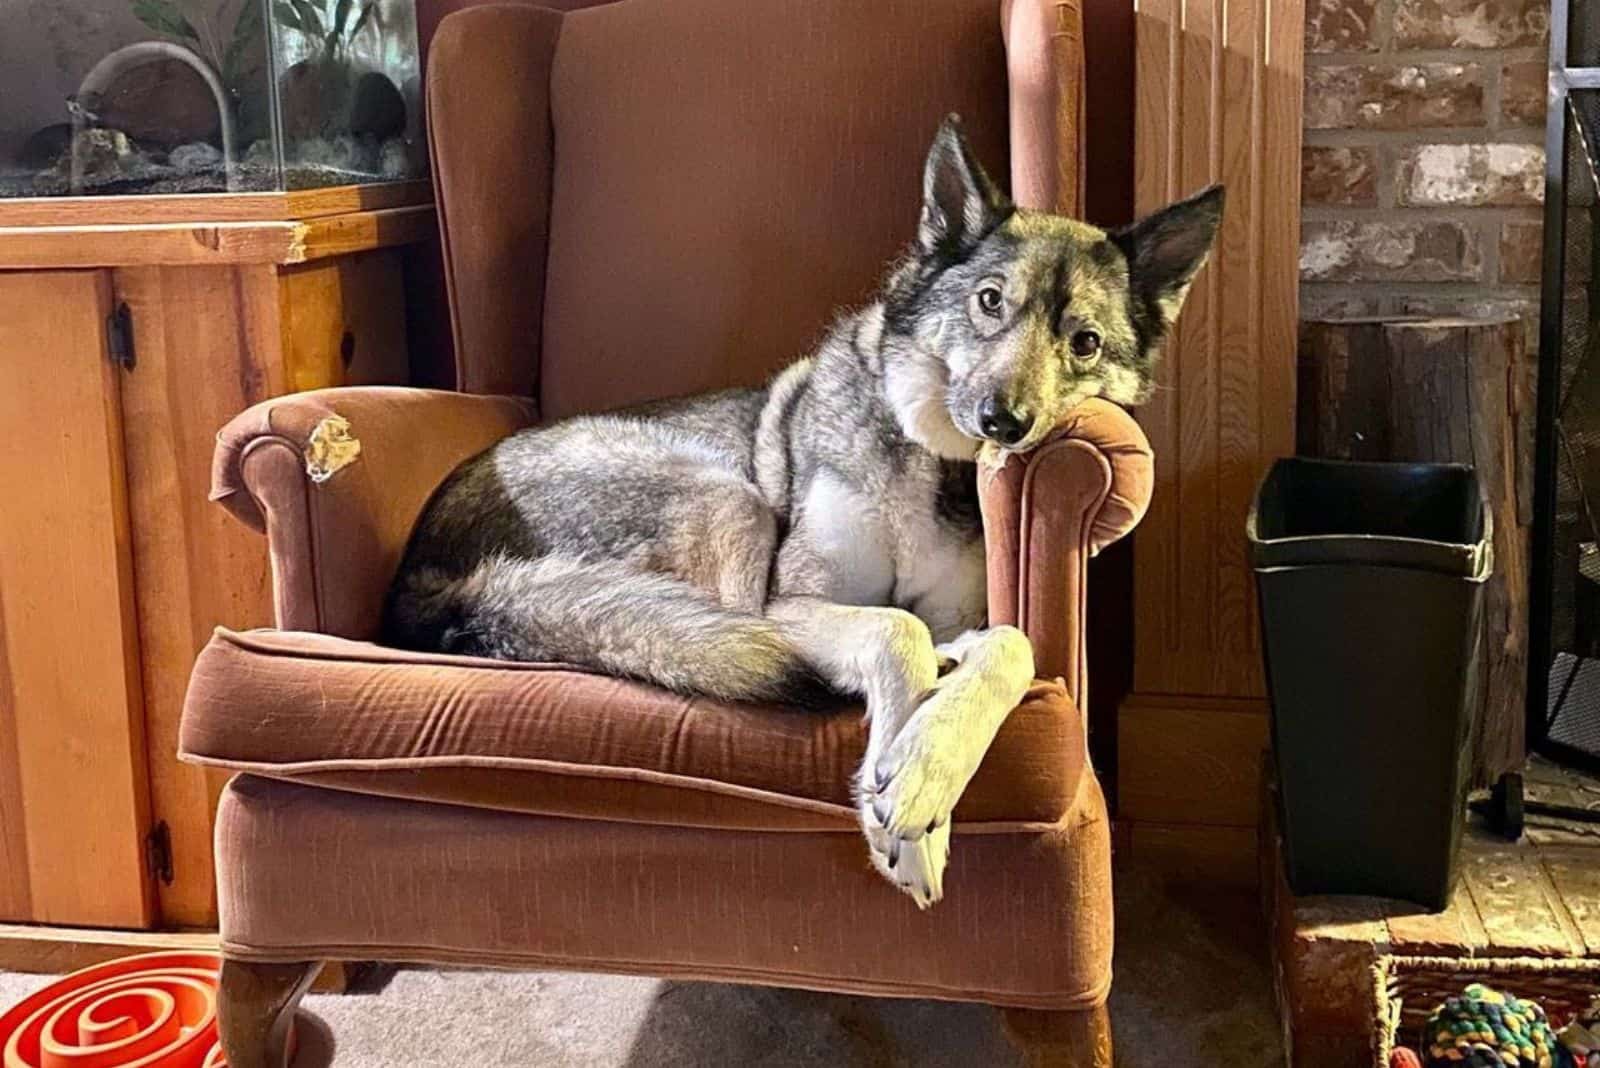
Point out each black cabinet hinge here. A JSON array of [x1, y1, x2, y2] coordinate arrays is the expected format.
[[146, 820, 174, 885], [107, 302, 136, 370]]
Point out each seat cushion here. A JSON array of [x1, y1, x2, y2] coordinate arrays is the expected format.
[[181, 628, 1088, 832]]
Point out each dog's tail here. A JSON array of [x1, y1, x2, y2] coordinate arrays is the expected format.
[[384, 554, 828, 705]]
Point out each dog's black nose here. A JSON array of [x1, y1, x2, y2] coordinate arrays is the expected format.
[[978, 396, 1033, 445]]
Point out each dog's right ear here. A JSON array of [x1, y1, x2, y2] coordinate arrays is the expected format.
[[918, 114, 1011, 261]]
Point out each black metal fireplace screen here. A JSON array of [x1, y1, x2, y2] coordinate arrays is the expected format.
[[1533, 1, 1600, 773]]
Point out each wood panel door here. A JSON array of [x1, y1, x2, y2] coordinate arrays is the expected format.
[[116, 257, 411, 928], [114, 265, 286, 929], [0, 270, 157, 928], [1118, 0, 1303, 881]]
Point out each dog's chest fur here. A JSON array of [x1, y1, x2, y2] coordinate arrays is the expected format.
[[765, 309, 989, 640], [789, 466, 982, 624]]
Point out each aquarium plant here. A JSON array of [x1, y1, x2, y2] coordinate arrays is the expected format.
[[129, 0, 263, 104]]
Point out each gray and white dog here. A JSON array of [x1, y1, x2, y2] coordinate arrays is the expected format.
[[386, 117, 1222, 907]]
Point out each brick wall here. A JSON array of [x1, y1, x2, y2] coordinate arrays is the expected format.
[[1301, 0, 1549, 327]]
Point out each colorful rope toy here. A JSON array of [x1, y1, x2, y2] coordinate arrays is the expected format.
[[1424, 983, 1563, 1068]]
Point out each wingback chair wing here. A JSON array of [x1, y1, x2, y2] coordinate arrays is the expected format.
[[179, 3, 1154, 1066]]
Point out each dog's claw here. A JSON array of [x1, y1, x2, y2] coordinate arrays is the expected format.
[[872, 795, 891, 826], [873, 762, 896, 793], [861, 792, 948, 906]]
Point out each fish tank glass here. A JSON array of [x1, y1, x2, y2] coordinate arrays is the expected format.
[[0, 0, 426, 197]]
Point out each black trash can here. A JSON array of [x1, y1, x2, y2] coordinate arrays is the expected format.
[[1249, 458, 1492, 909]]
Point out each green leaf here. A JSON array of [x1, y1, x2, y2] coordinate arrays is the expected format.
[[332, 0, 353, 36], [130, 0, 200, 41], [272, 0, 303, 32], [231, 0, 262, 43], [289, 0, 324, 36], [347, 1, 374, 39], [224, 0, 262, 86]]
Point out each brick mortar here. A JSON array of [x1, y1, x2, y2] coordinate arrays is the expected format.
[[1301, 284, 1542, 314], [1375, 0, 1397, 53], [1303, 128, 1545, 146], [1300, 206, 1544, 221], [1305, 47, 1546, 65]]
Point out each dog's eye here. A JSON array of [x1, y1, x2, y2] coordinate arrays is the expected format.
[[1070, 329, 1102, 359], [976, 286, 1004, 317]]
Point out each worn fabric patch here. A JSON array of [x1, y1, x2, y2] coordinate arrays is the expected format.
[[304, 415, 361, 483]]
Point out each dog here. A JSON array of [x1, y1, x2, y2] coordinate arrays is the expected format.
[[385, 116, 1223, 907]]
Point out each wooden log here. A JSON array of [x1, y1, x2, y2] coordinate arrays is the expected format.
[[1297, 315, 1530, 786]]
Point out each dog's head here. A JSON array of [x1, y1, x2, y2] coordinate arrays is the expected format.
[[881, 115, 1223, 457]]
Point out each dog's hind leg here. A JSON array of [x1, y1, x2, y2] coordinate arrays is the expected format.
[[765, 597, 955, 905]]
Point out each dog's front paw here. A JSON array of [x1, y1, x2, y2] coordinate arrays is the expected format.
[[856, 689, 975, 909], [859, 793, 951, 909], [867, 694, 975, 847]]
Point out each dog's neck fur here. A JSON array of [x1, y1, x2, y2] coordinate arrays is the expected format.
[[863, 305, 981, 463], [754, 301, 981, 538]]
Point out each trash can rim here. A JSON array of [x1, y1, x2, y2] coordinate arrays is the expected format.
[[1244, 512, 1494, 552]]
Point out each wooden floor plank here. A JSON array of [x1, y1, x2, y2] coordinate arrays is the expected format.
[[0, 924, 357, 993], [1460, 844, 1585, 957], [1538, 846, 1600, 956]]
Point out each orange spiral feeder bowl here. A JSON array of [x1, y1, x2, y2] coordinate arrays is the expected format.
[[0, 951, 236, 1068]]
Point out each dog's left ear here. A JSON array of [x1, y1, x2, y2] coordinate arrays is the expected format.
[[1112, 184, 1226, 332], [918, 114, 1011, 260]]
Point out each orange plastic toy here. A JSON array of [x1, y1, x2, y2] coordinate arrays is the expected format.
[[0, 951, 226, 1068]]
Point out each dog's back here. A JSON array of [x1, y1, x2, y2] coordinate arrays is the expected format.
[[382, 384, 834, 703]]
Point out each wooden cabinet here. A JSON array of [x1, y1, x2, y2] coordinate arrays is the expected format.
[[0, 186, 434, 938]]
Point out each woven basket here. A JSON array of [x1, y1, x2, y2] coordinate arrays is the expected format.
[[1375, 955, 1600, 1064]]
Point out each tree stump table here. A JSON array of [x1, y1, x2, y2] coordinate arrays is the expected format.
[[1297, 315, 1531, 786]]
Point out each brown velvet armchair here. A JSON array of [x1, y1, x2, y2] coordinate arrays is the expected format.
[[178, 2, 1155, 1065]]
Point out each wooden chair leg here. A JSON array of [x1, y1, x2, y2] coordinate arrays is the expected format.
[[217, 959, 322, 1068], [1001, 1004, 1114, 1068]]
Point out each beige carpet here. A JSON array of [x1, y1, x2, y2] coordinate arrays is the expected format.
[[0, 865, 1283, 1067]]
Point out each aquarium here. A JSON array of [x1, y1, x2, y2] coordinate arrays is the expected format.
[[0, 0, 426, 197]]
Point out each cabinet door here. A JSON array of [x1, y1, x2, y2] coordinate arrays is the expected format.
[[279, 249, 411, 391], [0, 270, 156, 928], [114, 265, 284, 929], [115, 258, 413, 928]]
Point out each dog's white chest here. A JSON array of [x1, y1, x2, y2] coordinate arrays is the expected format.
[[800, 472, 896, 605], [893, 517, 987, 641], [793, 471, 986, 639]]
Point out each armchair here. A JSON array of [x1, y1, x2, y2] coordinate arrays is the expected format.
[[179, 3, 1154, 1066]]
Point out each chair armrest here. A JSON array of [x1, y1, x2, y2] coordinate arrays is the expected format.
[[212, 386, 538, 637], [977, 398, 1153, 705]]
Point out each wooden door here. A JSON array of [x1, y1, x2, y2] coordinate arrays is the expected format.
[[0, 270, 157, 928], [1117, 0, 1303, 883], [117, 257, 411, 927], [114, 265, 285, 928]]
